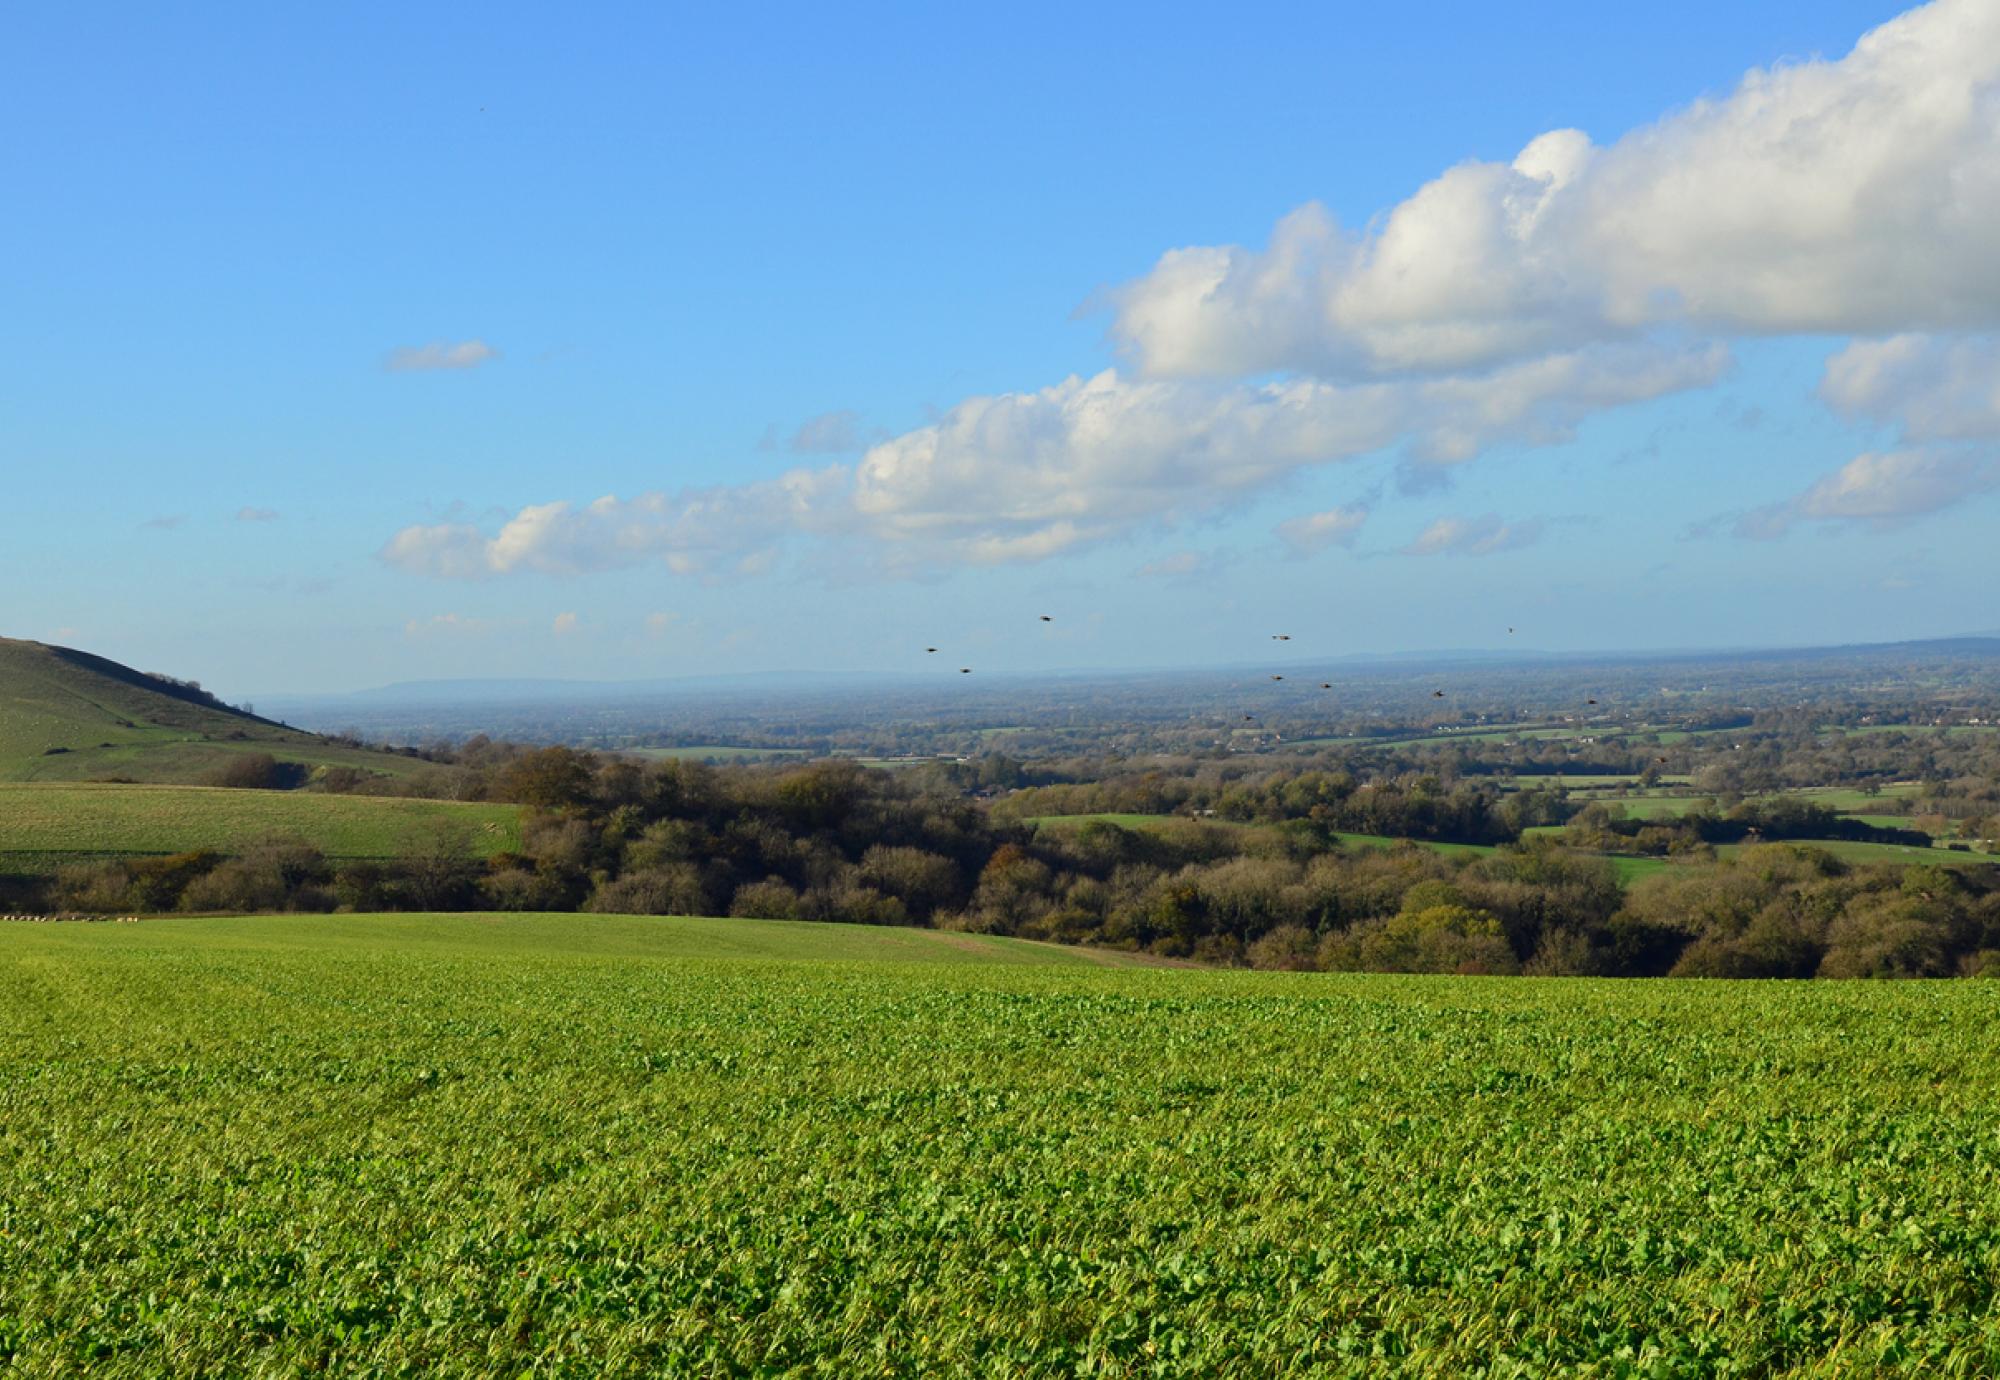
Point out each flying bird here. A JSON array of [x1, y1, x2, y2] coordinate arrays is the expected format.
[[1587, 698, 1598, 705], [1039, 615, 1052, 622], [1270, 675, 1284, 681], [960, 668, 972, 674], [1433, 689, 1445, 698], [1320, 683, 1332, 689], [926, 647, 938, 653], [1272, 634, 1291, 641]]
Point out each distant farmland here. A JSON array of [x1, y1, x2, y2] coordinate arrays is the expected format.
[[626, 745, 810, 762]]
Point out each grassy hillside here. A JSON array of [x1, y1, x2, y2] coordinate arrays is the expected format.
[[0, 636, 438, 785], [0, 783, 521, 875], [0, 914, 1994, 1372]]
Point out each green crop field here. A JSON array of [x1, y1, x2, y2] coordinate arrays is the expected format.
[[0, 783, 521, 873], [2, 913, 1998, 1374]]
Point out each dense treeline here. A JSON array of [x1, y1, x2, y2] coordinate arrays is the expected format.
[[47, 749, 2000, 977]]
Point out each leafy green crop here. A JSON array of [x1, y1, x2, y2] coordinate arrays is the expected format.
[[0, 782, 521, 871], [1, 913, 1997, 1375]]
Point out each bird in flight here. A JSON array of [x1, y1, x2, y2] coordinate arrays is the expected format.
[[1272, 634, 1291, 641], [926, 647, 938, 653], [1039, 615, 1052, 622], [1270, 675, 1284, 681], [1320, 682, 1332, 689], [1587, 698, 1598, 705], [1433, 689, 1445, 698], [960, 668, 972, 674]]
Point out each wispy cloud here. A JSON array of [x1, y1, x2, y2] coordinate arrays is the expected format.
[[141, 514, 188, 531], [552, 611, 581, 637], [234, 506, 280, 523], [403, 612, 495, 638], [1733, 448, 2000, 539], [1823, 334, 2000, 442], [787, 409, 867, 454], [1404, 514, 1546, 557], [1275, 505, 1369, 555], [1134, 550, 1210, 579], [385, 340, 500, 372]]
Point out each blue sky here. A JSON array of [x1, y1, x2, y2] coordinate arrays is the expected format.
[[6, 0, 1995, 696]]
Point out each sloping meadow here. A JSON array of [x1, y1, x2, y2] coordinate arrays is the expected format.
[[1, 913, 1996, 1375]]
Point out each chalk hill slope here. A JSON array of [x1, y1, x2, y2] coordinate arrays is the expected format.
[[0, 637, 429, 784]]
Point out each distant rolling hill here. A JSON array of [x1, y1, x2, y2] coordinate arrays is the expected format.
[[0, 637, 442, 786]]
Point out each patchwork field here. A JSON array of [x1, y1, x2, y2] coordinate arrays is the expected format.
[[0, 783, 521, 874], [1, 913, 1996, 1374]]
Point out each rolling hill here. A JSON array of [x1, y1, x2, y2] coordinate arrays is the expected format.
[[0, 636, 441, 785]]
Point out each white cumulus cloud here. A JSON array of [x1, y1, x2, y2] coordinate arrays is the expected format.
[[1112, 0, 2000, 379], [379, 2, 1997, 583], [383, 344, 1716, 578]]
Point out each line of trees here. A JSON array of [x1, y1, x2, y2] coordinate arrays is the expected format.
[[43, 749, 2000, 978]]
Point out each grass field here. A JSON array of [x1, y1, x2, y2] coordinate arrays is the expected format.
[[0, 782, 520, 873], [1, 913, 1997, 1374], [1714, 838, 2000, 868], [1511, 773, 1697, 789]]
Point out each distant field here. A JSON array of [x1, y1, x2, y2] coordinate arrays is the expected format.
[[626, 745, 811, 762], [1329, 830, 1496, 858], [0, 783, 520, 872], [1025, 811, 1224, 830], [1716, 838, 2000, 868], [1301, 723, 1593, 750], [1844, 812, 1923, 831], [1821, 723, 2000, 737], [3, 914, 1998, 1372], [1574, 795, 1712, 818], [1507, 773, 1695, 789], [1787, 783, 1922, 809]]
